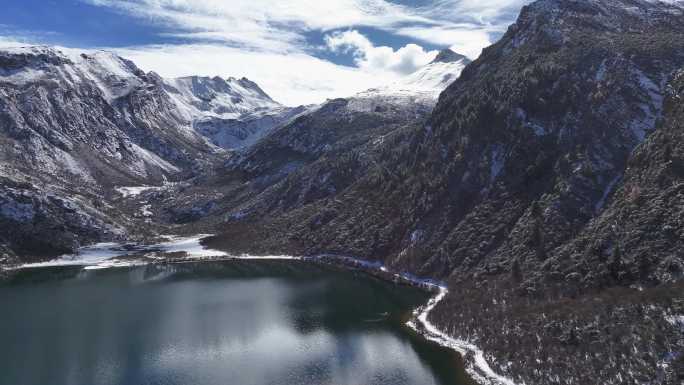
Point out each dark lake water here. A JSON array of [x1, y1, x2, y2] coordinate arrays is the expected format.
[[0, 261, 474, 385]]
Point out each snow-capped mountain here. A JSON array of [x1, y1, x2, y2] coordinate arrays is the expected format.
[[392, 49, 471, 95], [164, 75, 281, 120], [163, 75, 307, 150], [0, 46, 213, 185], [0, 44, 307, 260], [0, 45, 225, 260], [170, 48, 472, 230], [348, 48, 470, 112], [218, 48, 470, 185]]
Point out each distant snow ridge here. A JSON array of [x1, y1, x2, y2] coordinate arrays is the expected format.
[[0, 45, 304, 155], [349, 48, 470, 111], [164, 75, 307, 150], [164, 76, 282, 121], [396, 49, 471, 95], [0, 46, 143, 102], [0, 45, 203, 182]]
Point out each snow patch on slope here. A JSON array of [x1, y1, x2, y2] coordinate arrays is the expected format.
[[60, 48, 145, 102], [490, 145, 506, 184], [15, 235, 227, 270], [595, 174, 621, 212], [116, 186, 160, 198], [18, 242, 133, 269], [1, 46, 143, 102]]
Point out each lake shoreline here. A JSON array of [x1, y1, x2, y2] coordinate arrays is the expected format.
[[0, 237, 517, 385]]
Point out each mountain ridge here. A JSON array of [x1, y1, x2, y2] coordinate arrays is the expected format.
[[0, 44, 295, 260], [1, 0, 684, 383]]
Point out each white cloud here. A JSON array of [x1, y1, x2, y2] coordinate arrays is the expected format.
[[84, 0, 430, 53], [325, 30, 438, 75], [396, 26, 493, 59], [82, 0, 529, 55], [0, 30, 58, 49], [113, 43, 399, 106], [0, 37, 24, 48], [419, 0, 530, 25], [5, 0, 533, 105]]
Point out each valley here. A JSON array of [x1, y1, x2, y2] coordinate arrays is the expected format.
[[1, 1, 684, 384]]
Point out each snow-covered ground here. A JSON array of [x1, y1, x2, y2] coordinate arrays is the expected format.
[[407, 289, 520, 385], [394, 58, 468, 97], [115, 186, 161, 198], [153, 235, 228, 258], [12, 234, 306, 271], [18, 242, 136, 269], [14, 235, 226, 270]]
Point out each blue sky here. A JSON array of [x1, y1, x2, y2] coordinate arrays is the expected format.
[[0, 0, 530, 105]]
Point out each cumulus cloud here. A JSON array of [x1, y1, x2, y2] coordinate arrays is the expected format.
[[325, 30, 437, 76], [396, 26, 493, 59], [82, 0, 530, 56], [83, 0, 428, 53], [7, 0, 532, 104], [113, 43, 398, 106]]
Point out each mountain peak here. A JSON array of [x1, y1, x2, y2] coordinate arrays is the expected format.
[[431, 49, 470, 65]]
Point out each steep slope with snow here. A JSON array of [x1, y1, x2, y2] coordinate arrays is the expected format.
[[393, 49, 471, 95], [0, 46, 223, 260], [0, 44, 317, 261], [0, 46, 220, 184]]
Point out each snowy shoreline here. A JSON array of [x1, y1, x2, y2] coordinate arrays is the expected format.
[[5, 235, 518, 385]]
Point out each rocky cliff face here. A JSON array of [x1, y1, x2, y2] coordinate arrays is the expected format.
[[0, 174, 127, 262], [432, 68, 684, 385], [402, 0, 684, 280], [0, 46, 210, 258], [560, 69, 684, 289], [202, 1, 684, 383]]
